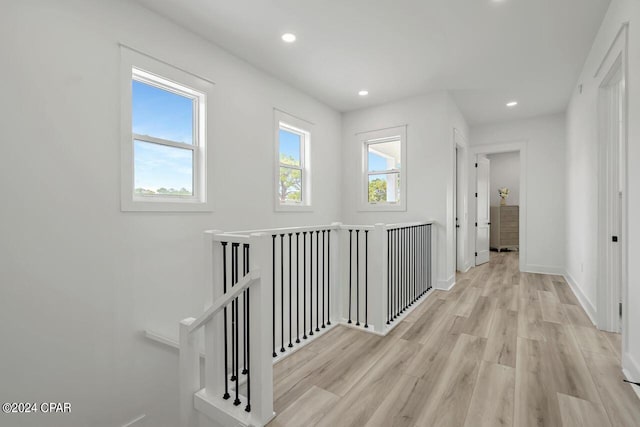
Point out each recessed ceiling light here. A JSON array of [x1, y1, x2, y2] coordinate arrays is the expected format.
[[358, 90, 369, 96], [506, 101, 518, 107], [281, 33, 296, 43]]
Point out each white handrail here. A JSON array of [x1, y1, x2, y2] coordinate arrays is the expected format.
[[226, 224, 339, 236], [385, 220, 435, 229], [187, 271, 259, 334]]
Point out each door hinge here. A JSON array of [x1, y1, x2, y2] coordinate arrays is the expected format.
[[475, 163, 478, 168], [475, 192, 478, 197], [619, 302, 623, 317], [475, 222, 478, 227], [475, 252, 478, 257]]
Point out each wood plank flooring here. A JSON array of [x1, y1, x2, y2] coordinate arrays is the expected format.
[[267, 252, 640, 427]]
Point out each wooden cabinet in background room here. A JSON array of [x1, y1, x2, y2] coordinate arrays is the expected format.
[[490, 205, 519, 252]]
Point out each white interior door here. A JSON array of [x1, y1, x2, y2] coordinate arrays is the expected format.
[[476, 157, 491, 265]]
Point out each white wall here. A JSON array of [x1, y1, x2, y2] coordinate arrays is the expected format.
[[565, 0, 640, 383], [487, 152, 520, 207], [341, 92, 469, 289], [470, 113, 566, 274], [0, 1, 342, 426]]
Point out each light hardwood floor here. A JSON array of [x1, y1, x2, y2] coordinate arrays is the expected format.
[[268, 252, 640, 427]]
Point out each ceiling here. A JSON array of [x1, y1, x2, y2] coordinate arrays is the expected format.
[[134, 0, 611, 125]]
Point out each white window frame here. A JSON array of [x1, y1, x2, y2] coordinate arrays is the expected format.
[[274, 110, 312, 212], [359, 125, 407, 211], [120, 47, 213, 212]]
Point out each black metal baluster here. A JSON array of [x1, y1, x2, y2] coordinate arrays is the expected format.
[[315, 230, 320, 332], [396, 228, 400, 316], [322, 230, 326, 328], [233, 243, 241, 406], [348, 229, 353, 324], [412, 226, 416, 304], [222, 242, 230, 400], [296, 233, 300, 344], [244, 244, 251, 411], [272, 236, 277, 358], [418, 226, 422, 297], [280, 234, 285, 353], [308, 231, 313, 336], [364, 230, 369, 328], [428, 225, 432, 290], [288, 233, 293, 348], [244, 286, 251, 412], [404, 227, 407, 311], [387, 230, 391, 325], [303, 232, 307, 340], [393, 229, 397, 319], [408, 227, 412, 306], [407, 227, 410, 309], [230, 243, 236, 382], [243, 244, 248, 375], [327, 230, 331, 326], [421, 225, 424, 296], [356, 229, 360, 326], [399, 228, 403, 313]]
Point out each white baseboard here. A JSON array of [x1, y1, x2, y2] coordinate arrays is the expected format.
[[436, 275, 456, 291], [523, 264, 565, 275], [458, 263, 472, 273], [562, 270, 597, 326], [622, 352, 640, 400]]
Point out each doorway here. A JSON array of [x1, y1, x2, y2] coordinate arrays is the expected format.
[[597, 53, 627, 334], [471, 142, 527, 271], [453, 130, 468, 273]]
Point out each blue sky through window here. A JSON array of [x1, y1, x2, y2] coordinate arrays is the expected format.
[[132, 79, 196, 194], [368, 151, 388, 172], [132, 80, 194, 144], [134, 140, 193, 193], [279, 128, 301, 165]]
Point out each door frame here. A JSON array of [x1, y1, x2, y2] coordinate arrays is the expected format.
[[453, 129, 470, 272], [595, 23, 628, 337], [470, 141, 527, 272]]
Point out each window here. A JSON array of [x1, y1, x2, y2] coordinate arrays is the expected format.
[[120, 47, 213, 211], [360, 126, 407, 211], [275, 111, 312, 211]]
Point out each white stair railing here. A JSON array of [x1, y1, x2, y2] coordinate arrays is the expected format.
[[179, 232, 274, 427], [179, 221, 434, 427]]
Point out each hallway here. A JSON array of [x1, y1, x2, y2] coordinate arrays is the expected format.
[[268, 252, 640, 427]]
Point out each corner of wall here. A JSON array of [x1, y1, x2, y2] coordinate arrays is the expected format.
[[563, 269, 597, 325]]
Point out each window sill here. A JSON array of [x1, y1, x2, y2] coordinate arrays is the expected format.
[[358, 203, 406, 212], [121, 199, 213, 212], [275, 204, 313, 213]]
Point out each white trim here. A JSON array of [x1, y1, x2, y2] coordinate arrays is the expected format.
[[470, 141, 527, 272], [120, 46, 213, 212], [459, 263, 472, 273], [437, 275, 456, 291], [562, 271, 597, 326], [274, 109, 313, 212], [454, 129, 469, 272], [358, 125, 407, 212], [522, 264, 565, 275], [595, 22, 629, 337], [622, 355, 640, 400], [121, 414, 146, 427]]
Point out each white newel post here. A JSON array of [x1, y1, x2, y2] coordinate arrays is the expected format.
[[204, 231, 227, 400], [370, 223, 388, 332], [249, 232, 274, 425], [330, 222, 342, 324], [180, 317, 200, 427]]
